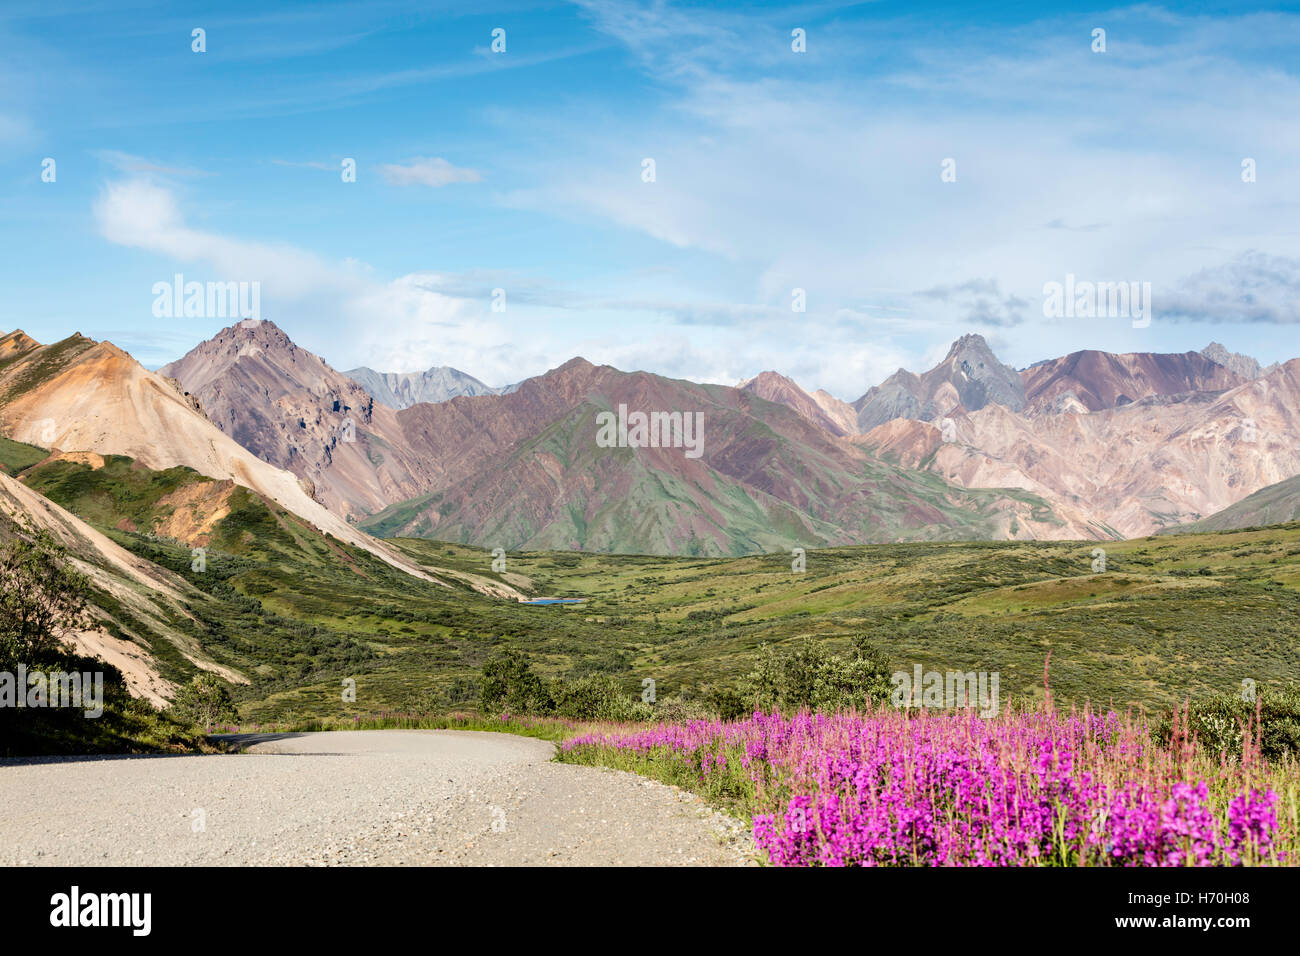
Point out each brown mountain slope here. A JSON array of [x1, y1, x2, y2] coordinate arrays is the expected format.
[[365, 358, 1075, 553], [1021, 349, 1245, 413], [160, 320, 429, 519], [160, 326, 1073, 553], [0, 331, 503, 591], [153, 326, 1081, 553], [1162, 472, 1300, 533], [0, 329, 40, 363], [858, 359, 1300, 537], [738, 371, 857, 437], [811, 389, 859, 436]]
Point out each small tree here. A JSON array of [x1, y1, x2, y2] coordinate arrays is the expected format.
[[479, 649, 552, 715], [170, 674, 240, 729], [0, 521, 91, 669]]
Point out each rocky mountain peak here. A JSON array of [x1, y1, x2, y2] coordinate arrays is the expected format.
[[1201, 342, 1264, 380], [943, 333, 995, 362]]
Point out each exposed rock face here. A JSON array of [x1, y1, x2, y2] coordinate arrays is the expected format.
[[858, 360, 1300, 538], [346, 365, 512, 409], [160, 320, 431, 519], [0, 330, 459, 586], [24, 317, 1295, 554], [155, 325, 1067, 554], [853, 334, 1025, 431], [811, 389, 859, 436], [0, 329, 39, 361], [0, 469, 209, 705], [1201, 342, 1277, 381], [1021, 349, 1245, 413], [738, 371, 857, 437]]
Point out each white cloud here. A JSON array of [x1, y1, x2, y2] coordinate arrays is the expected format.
[[89, 178, 903, 396], [499, 3, 1300, 374], [84, 4, 1300, 399], [1162, 251, 1300, 324], [378, 157, 481, 188], [91, 179, 537, 386], [94, 178, 351, 301]]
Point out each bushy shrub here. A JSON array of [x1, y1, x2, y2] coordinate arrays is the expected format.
[[479, 649, 552, 715], [550, 674, 641, 721], [744, 638, 892, 714], [476, 652, 728, 722], [1157, 688, 1300, 761], [445, 676, 478, 704], [169, 674, 240, 729]]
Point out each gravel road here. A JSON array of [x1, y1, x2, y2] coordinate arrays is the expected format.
[[0, 730, 755, 866]]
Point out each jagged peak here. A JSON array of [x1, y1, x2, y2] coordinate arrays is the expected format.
[[944, 332, 993, 355]]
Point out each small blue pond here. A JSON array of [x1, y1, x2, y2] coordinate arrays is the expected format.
[[520, 598, 586, 606]]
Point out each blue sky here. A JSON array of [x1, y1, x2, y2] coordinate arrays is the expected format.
[[2, 0, 1299, 398]]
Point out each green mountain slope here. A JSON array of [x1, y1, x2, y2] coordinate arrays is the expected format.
[[0, 435, 46, 476], [365, 380, 1070, 556]]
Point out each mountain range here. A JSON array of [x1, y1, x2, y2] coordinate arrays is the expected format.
[[345, 365, 517, 409], [5, 318, 1299, 705], [0, 327, 516, 597], [6, 322, 1300, 562], [738, 338, 1300, 538], [155, 324, 1073, 553]]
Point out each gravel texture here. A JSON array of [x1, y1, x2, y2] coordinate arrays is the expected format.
[[0, 730, 756, 866]]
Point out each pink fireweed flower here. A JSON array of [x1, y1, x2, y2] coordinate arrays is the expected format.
[[563, 708, 1289, 867]]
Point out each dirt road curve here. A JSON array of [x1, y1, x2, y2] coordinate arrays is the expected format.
[[0, 730, 754, 866]]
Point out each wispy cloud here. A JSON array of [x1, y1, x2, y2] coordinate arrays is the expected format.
[[1045, 219, 1109, 232], [93, 178, 357, 299], [496, 0, 1300, 379], [916, 279, 1030, 327], [95, 150, 211, 177], [90, 178, 531, 386], [86, 175, 905, 397], [270, 158, 335, 171], [378, 157, 481, 188], [47, 2, 1300, 398]]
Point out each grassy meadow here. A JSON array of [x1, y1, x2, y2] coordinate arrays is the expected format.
[[8, 452, 1300, 726]]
